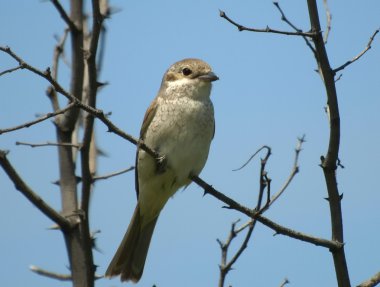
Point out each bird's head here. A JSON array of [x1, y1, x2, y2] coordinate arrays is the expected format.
[[161, 58, 218, 100]]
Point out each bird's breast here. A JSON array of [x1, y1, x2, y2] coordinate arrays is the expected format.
[[144, 97, 214, 182]]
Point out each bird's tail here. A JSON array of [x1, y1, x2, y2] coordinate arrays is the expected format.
[[105, 204, 158, 282]]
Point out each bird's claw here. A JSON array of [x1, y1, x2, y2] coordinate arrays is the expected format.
[[156, 154, 167, 174]]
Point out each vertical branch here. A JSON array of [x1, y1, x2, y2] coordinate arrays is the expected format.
[[57, 0, 85, 130], [80, 0, 105, 215], [306, 1, 350, 287], [51, 1, 95, 287]]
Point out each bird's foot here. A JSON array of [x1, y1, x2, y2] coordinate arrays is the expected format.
[[156, 154, 167, 174]]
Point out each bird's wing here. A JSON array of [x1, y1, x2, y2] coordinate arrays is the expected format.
[[135, 97, 159, 198]]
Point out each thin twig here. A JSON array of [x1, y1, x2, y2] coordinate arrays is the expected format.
[[333, 29, 379, 74], [233, 145, 271, 171], [335, 74, 343, 82], [273, 2, 317, 55], [15, 141, 81, 149], [92, 166, 134, 181], [50, 0, 78, 32], [279, 278, 290, 287], [30, 265, 72, 281], [234, 219, 252, 234], [0, 46, 158, 159], [47, 28, 70, 112], [0, 102, 76, 135], [0, 150, 72, 231], [191, 174, 342, 250], [219, 143, 272, 286], [0, 65, 23, 77], [357, 271, 380, 287], [52, 28, 69, 80], [322, 0, 332, 44], [263, 135, 305, 210], [219, 9, 315, 38], [29, 265, 103, 281], [218, 219, 255, 287]]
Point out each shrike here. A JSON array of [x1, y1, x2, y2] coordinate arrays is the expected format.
[[106, 58, 218, 282]]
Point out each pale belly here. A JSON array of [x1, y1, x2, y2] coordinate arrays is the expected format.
[[137, 97, 214, 225]]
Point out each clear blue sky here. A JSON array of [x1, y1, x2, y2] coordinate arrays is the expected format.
[[1, 1, 379, 286]]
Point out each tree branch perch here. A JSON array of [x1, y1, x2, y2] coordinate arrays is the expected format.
[[0, 150, 73, 231]]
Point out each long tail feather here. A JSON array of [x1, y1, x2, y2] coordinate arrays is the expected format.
[[105, 204, 158, 282]]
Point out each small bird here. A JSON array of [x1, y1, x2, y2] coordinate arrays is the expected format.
[[105, 58, 218, 282]]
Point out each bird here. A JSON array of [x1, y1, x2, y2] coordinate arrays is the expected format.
[[105, 58, 218, 282]]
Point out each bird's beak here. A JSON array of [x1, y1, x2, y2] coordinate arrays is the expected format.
[[198, 71, 219, 82]]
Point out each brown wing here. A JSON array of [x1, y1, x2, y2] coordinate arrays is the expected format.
[[135, 97, 159, 198]]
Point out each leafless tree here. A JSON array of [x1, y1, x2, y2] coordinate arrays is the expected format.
[[0, 1, 378, 287]]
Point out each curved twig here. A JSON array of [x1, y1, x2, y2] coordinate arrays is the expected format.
[[0, 102, 76, 135]]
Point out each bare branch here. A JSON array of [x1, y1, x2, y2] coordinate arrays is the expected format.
[[263, 135, 305, 210], [52, 29, 69, 80], [279, 278, 290, 287], [50, 0, 78, 32], [0, 150, 72, 231], [15, 141, 81, 149], [191, 174, 342, 250], [233, 145, 271, 172], [333, 29, 379, 74], [218, 219, 254, 287], [80, 0, 107, 213], [273, 2, 317, 55], [29, 265, 103, 281], [357, 271, 380, 287], [0, 65, 23, 77], [30, 265, 72, 281], [307, 1, 350, 286], [322, 0, 332, 44], [0, 102, 76, 135], [92, 166, 134, 181], [222, 221, 255, 286], [0, 46, 158, 157], [47, 28, 70, 112], [219, 9, 315, 37], [256, 212, 342, 250]]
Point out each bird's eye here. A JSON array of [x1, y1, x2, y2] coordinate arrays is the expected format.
[[182, 67, 192, 76]]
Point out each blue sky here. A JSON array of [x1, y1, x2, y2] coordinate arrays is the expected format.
[[1, 1, 379, 286]]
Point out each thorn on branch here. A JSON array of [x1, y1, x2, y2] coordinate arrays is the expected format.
[[320, 155, 325, 166], [335, 73, 343, 82], [45, 67, 52, 77], [337, 158, 345, 169], [96, 81, 109, 89]]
